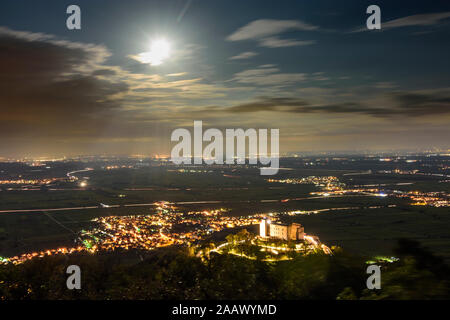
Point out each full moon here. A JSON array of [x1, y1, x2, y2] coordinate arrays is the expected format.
[[139, 39, 171, 66]]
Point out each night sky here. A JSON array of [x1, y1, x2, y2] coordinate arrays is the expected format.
[[0, 0, 449, 157]]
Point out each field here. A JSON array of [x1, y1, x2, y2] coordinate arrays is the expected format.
[[1, 159, 449, 262]]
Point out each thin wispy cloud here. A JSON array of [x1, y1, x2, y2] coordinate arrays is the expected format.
[[227, 19, 318, 48], [230, 65, 307, 86], [214, 89, 450, 118], [258, 37, 316, 48], [384, 11, 450, 29], [166, 72, 188, 77], [229, 51, 259, 60], [352, 11, 450, 32]]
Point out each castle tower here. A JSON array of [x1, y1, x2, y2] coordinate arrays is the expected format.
[[259, 219, 267, 237]]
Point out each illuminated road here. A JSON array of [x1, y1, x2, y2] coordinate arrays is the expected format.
[[0, 193, 389, 214], [0, 206, 102, 213], [66, 168, 94, 178]]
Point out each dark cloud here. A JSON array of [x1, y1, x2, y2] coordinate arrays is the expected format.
[[0, 28, 129, 139], [221, 92, 450, 118], [226, 97, 309, 113], [222, 97, 365, 114], [391, 92, 450, 116], [92, 69, 117, 76]]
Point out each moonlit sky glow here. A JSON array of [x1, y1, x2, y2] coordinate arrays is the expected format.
[[0, 0, 449, 157], [134, 39, 171, 66]]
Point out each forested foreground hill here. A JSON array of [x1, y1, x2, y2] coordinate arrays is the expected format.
[[1, 239, 449, 300]]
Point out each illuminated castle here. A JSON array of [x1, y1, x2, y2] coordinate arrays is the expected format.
[[259, 219, 305, 241]]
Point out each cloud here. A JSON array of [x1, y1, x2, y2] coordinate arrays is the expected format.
[[229, 51, 259, 60], [230, 65, 307, 86], [227, 19, 318, 41], [225, 97, 309, 113], [0, 29, 230, 140], [390, 91, 450, 116], [226, 19, 318, 48], [92, 69, 117, 76], [167, 72, 188, 77], [383, 12, 450, 29], [258, 37, 316, 48], [222, 97, 360, 114], [0, 27, 128, 140], [353, 11, 450, 32], [210, 89, 450, 118], [310, 72, 330, 81]]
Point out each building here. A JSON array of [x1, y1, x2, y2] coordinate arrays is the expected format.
[[259, 219, 304, 240]]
